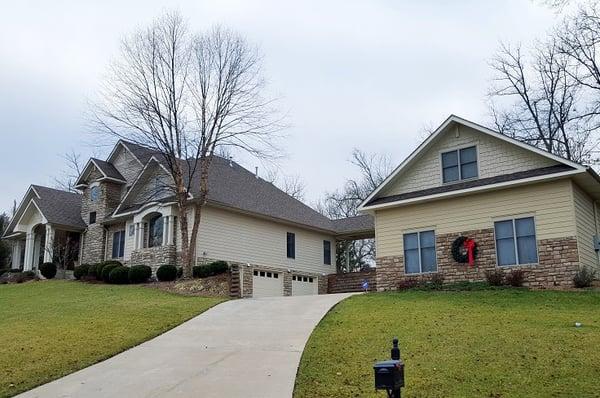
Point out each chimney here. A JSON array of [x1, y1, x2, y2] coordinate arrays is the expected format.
[[255, 166, 259, 178]]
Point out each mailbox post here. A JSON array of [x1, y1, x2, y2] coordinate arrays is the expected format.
[[373, 338, 404, 398]]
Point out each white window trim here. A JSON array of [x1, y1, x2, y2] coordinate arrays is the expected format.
[[403, 228, 438, 275], [493, 215, 539, 267], [112, 230, 126, 259], [439, 144, 480, 185]]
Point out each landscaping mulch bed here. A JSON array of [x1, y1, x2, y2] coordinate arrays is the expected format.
[[142, 274, 230, 297]]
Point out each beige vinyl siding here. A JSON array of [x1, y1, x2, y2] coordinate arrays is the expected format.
[[573, 183, 599, 270], [376, 179, 576, 258], [382, 124, 558, 197], [122, 164, 171, 208], [192, 206, 336, 275]]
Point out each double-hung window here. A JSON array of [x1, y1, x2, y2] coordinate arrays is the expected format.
[[494, 217, 538, 266], [112, 230, 126, 258], [441, 146, 478, 183], [404, 230, 437, 274]]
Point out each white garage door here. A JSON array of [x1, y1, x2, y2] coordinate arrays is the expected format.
[[252, 270, 283, 298], [292, 275, 318, 296]]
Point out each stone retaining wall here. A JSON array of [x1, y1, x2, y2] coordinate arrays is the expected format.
[[328, 270, 377, 293], [130, 245, 177, 273]]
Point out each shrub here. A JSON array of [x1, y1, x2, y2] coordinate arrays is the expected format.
[[128, 265, 152, 284], [108, 266, 130, 284], [87, 263, 101, 279], [9, 268, 22, 273], [177, 266, 183, 279], [430, 273, 445, 290], [0, 268, 9, 277], [505, 269, 526, 287], [74, 264, 90, 280], [398, 279, 421, 290], [193, 261, 229, 278], [101, 263, 121, 283], [39, 262, 57, 279], [23, 270, 37, 278], [156, 264, 177, 282], [573, 267, 596, 288], [485, 269, 505, 286]]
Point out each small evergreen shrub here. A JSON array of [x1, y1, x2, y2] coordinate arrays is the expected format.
[[128, 265, 152, 284], [74, 264, 90, 280], [87, 263, 101, 279], [156, 264, 177, 282], [505, 269, 526, 287], [101, 263, 121, 283], [485, 269, 505, 286], [193, 261, 229, 278], [39, 262, 57, 279], [573, 267, 596, 288], [398, 279, 421, 290], [430, 273, 445, 290], [23, 271, 37, 278], [108, 266, 130, 284]]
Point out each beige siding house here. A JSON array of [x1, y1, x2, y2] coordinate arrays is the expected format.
[[360, 115, 600, 289], [3, 140, 371, 297]]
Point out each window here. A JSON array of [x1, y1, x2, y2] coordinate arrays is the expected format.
[[90, 185, 100, 202], [148, 215, 164, 247], [112, 230, 125, 258], [404, 230, 437, 274], [494, 217, 538, 266], [89, 211, 96, 224], [323, 240, 332, 265], [287, 232, 295, 259], [441, 146, 478, 183]]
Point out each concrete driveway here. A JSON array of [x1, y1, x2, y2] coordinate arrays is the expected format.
[[18, 293, 354, 398]]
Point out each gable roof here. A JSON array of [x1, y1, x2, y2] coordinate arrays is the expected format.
[[3, 185, 85, 237], [112, 154, 374, 235], [75, 158, 126, 187], [359, 114, 588, 211]]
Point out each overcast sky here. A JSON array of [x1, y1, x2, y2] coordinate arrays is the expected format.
[[0, 0, 564, 214]]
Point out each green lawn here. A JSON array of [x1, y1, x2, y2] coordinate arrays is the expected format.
[[0, 280, 225, 397], [295, 290, 600, 398]]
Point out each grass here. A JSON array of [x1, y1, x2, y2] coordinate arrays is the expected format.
[[294, 289, 600, 398], [0, 280, 225, 397]]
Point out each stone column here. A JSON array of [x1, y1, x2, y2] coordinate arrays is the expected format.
[[163, 216, 169, 246], [43, 224, 54, 263], [139, 223, 145, 249], [134, 223, 140, 250]]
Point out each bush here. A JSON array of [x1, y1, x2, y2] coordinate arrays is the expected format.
[[108, 266, 130, 284], [156, 264, 177, 282], [23, 270, 36, 278], [485, 269, 505, 286], [74, 264, 90, 280], [573, 267, 596, 288], [128, 265, 152, 284], [87, 263, 102, 279], [101, 263, 121, 283], [398, 279, 421, 290], [0, 268, 9, 277], [177, 266, 183, 279], [506, 269, 526, 287], [430, 273, 445, 290], [193, 261, 229, 278], [39, 262, 57, 279], [8, 268, 22, 273]]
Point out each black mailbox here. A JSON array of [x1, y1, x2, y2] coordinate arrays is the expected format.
[[374, 359, 405, 390]]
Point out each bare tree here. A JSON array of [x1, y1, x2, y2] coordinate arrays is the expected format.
[[264, 169, 306, 200], [94, 12, 282, 277], [488, 39, 600, 163], [53, 150, 84, 193], [318, 149, 392, 272]]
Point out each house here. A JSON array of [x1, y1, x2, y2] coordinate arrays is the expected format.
[[2, 140, 373, 297], [359, 115, 600, 289]]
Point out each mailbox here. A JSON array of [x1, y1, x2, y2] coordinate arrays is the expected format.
[[374, 359, 404, 390]]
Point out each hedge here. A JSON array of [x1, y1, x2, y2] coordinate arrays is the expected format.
[[128, 265, 152, 284], [156, 265, 177, 282], [40, 262, 57, 279], [192, 261, 229, 278], [108, 266, 130, 284], [73, 264, 90, 280], [101, 263, 121, 283]]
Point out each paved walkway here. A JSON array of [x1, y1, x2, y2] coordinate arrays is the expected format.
[[19, 293, 355, 398]]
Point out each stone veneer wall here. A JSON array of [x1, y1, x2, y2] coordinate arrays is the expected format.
[[328, 270, 377, 293], [376, 228, 580, 290], [237, 263, 328, 298], [130, 245, 177, 272]]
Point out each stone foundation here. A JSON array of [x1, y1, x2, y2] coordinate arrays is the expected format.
[[130, 245, 177, 273], [376, 229, 580, 290]]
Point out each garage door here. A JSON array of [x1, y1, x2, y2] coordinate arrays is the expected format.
[[292, 275, 318, 296], [252, 270, 283, 298]]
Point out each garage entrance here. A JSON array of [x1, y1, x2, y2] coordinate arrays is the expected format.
[[252, 270, 283, 297], [292, 274, 318, 296]]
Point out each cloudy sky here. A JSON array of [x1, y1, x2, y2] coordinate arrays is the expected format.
[[0, 0, 565, 214]]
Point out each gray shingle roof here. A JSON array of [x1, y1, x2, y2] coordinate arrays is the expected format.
[[31, 185, 86, 229], [122, 141, 159, 165], [91, 158, 125, 181], [366, 164, 574, 207], [331, 215, 374, 236]]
